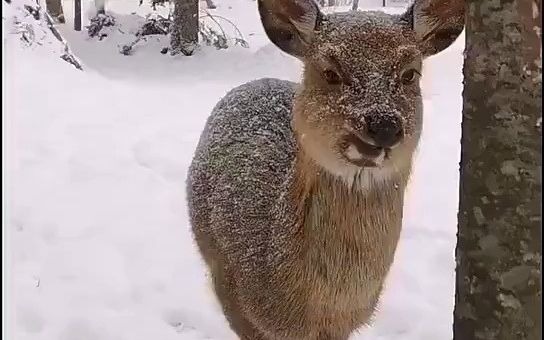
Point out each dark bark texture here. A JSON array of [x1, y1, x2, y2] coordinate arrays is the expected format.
[[74, 0, 81, 31], [454, 1, 542, 340], [170, 0, 199, 55]]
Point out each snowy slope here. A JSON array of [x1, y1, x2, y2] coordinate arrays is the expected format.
[[5, 0, 464, 339]]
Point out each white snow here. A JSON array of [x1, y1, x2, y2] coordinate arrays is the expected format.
[[4, 0, 465, 339]]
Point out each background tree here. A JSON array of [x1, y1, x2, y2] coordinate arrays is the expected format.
[[95, 0, 106, 14], [205, 0, 216, 9], [454, 0, 542, 339], [74, 0, 82, 31], [45, 0, 65, 23], [352, 0, 359, 11], [170, 0, 199, 55]]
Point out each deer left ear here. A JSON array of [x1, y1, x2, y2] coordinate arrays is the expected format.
[[400, 0, 465, 57]]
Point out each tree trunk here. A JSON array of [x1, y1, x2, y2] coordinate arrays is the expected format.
[[95, 0, 105, 15], [351, 0, 359, 11], [45, 0, 64, 23], [453, 0, 542, 339], [204, 0, 216, 9], [74, 0, 81, 31], [170, 0, 199, 56]]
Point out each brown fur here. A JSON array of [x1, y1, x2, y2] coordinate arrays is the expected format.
[[187, 1, 464, 339], [194, 126, 412, 339], [200, 149, 409, 340], [291, 152, 408, 339]]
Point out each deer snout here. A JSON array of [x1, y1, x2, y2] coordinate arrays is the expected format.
[[364, 113, 404, 149]]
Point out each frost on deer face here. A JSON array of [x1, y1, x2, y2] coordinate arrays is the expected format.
[[293, 12, 424, 181], [258, 0, 463, 183]]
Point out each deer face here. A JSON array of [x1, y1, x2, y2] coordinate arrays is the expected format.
[[258, 0, 464, 183]]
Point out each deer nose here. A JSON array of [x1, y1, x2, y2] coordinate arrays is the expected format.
[[364, 113, 404, 148]]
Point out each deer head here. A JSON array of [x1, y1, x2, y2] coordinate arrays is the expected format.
[[258, 0, 464, 185]]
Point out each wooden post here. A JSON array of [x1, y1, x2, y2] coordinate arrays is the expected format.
[[383, 0, 386, 7], [74, 0, 81, 31]]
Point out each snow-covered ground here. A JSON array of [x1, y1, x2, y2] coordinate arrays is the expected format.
[[4, 0, 464, 339]]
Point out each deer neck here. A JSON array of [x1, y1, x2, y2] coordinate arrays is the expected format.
[[288, 148, 408, 260], [268, 144, 409, 296]]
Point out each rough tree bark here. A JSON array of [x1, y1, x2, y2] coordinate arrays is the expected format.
[[45, 0, 64, 23], [170, 0, 199, 56], [454, 0, 542, 339]]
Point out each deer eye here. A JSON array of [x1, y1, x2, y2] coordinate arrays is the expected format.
[[400, 69, 420, 85], [323, 69, 342, 85]]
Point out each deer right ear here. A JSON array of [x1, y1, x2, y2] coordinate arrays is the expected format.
[[400, 0, 464, 57], [258, 0, 322, 58]]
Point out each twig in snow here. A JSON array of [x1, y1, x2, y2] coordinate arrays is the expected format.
[[199, 11, 248, 47], [43, 9, 83, 70]]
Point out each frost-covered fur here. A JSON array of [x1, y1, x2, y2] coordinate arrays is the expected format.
[[187, 1, 464, 339]]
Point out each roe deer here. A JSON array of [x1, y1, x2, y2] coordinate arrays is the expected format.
[[187, 0, 464, 338]]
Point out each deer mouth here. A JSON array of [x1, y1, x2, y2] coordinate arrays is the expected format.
[[341, 133, 390, 167]]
